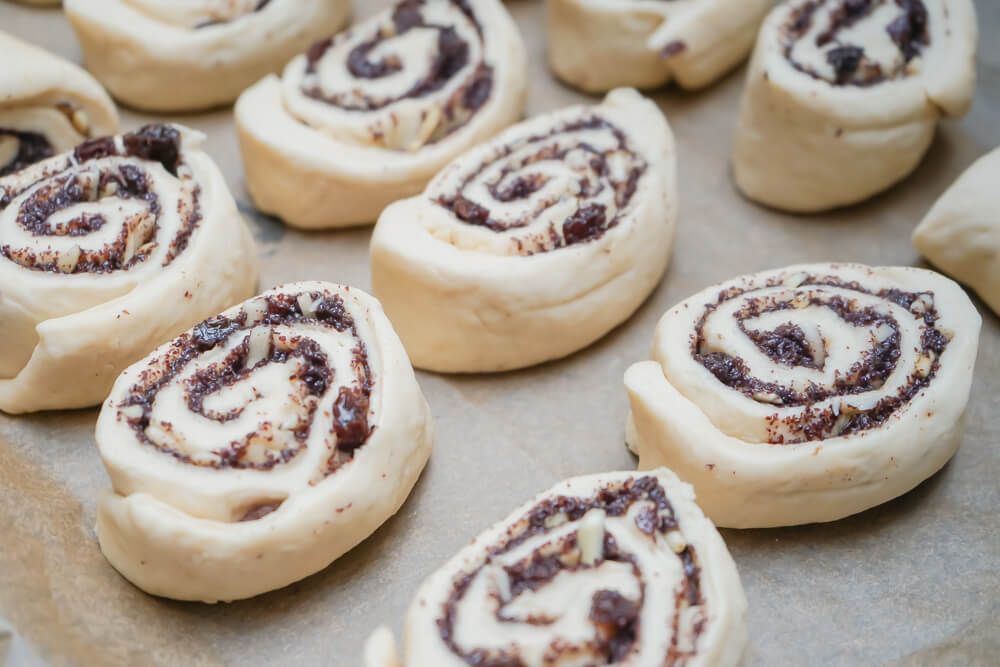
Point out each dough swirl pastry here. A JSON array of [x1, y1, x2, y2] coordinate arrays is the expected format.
[[370, 88, 676, 372], [366, 469, 747, 667], [0, 124, 258, 414], [63, 0, 351, 112], [1, 32, 118, 177], [913, 147, 1000, 316], [547, 0, 771, 93], [625, 263, 981, 528], [732, 0, 978, 212], [235, 0, 528, 229], [95, 282, 433, 602]]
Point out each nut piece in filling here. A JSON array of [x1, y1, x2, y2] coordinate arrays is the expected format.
[[234, 0, 529, 228], [365, 469, 747, 667], [370, 88, 677, 373], [625, 263, 981, 528], [731, 0, 978, 212], [94, 282, 433, 602]]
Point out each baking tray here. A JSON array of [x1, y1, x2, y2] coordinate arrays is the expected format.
[[1, 1, 997, 665]]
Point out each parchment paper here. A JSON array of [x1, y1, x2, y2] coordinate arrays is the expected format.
[[1, 2, 997, 665]]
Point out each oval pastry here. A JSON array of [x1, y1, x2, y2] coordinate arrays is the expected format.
[[0, 124, 258, 414], [731, 0, 978, 212], [625, 263, 981, 528], [95, 282, 433, 603], [1, 31, 118, 177], [366, 469, 747, 667], [370, 88, 677, 372], [547, 0, 771, 93], [235, 0, 528, 229], [63, 0, 351, 112], [913, 147, 1000, 316]]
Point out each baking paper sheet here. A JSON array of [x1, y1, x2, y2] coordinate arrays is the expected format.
[[1, 1, 997, 665]]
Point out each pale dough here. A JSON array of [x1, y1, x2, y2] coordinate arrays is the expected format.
[[370, 88, 677, 373], [1, 31, 118, 174], [732, 0, 978, 212], [0, 124, 258, 414], [366, 469, 747, 667], [63, 0, 351, 111], [548, 0, 771, 93], [235, 0, 528, 228], [95, 282, 433, 603], [913, 147, 1000, 316], [625, 263, 981, 528]]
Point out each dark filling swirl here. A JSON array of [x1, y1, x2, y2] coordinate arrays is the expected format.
[[692, 274, 950, 443], [439, 476, 704, 666], [0, 124, 200, 274], [119, 291, 374, 477], [784, 0, 930, 86], [300, 0, 493, 141], [435, 116, 647, 255]]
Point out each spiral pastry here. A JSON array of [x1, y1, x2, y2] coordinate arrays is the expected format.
[[63, 0, 351, 112], [547, 0, 771, 93], [1, 32, 118, 177], [365, 470, 747, 667], [235, 0, 528, 229], [624, 263, 981, 528], [370, 88, 676, 373], [0, 124, 258, 414], [913, 147, 1000, 316], [95, 282, 433, 602], [731, 0, 977, 213]]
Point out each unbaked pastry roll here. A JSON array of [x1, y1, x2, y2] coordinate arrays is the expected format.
[[913, 147, 1000, 316], [625, 263, 981, 528], [370, 88, 676, 373], [366, 469, 747, 667], [1, 32, 118, 176], [547, 0, 771, 93], [63, 0, 351, 112], [235, 0, 528, 229], [0, 124, 258, 414], [95, 282, 433, 603], [732, 0, 978, 212]]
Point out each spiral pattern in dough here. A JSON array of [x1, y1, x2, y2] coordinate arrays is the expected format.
[[1, 31, 118, 177], [625, 263, 981, 528], [235, 0, 528, 228], [371, 88, 676, 372], [731, 0, 978, 212], [547, 0, 771, 92], [95, 282, 433, 602], [63, 0, 351, 111], [0, 124, 258, 414], [366, 469, 747, 667]]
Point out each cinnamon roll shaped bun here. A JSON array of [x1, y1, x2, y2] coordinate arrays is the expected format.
[[370, 88, 676, 373], [1, 32, 118, 177], [366, 470, 747, 667], [235, 0, 528, 229], [0, 124, 258, 414], [913, 147, 1000, 316], [63, 0, 351, 112], [732, 0, 978, 212], [547, 0, 771, 93], [95, 282, 433, 603], [625, 263, 981, 528]]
